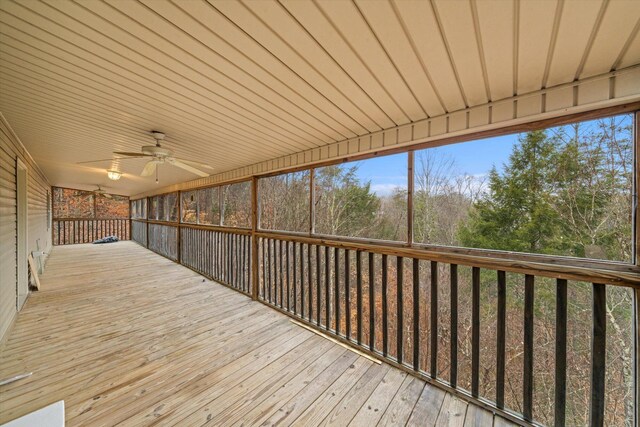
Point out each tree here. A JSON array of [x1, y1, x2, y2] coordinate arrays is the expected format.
[[413, 150, 485, 246], [314, 165, 381, 237], [549, 118, 633, 261], [459, 130, 564, 254]]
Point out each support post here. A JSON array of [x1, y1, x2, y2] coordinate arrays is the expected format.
[[251, 177, 259, 300], [177, 191, 182, 263], [309, 168, 315, 235], [407, 150, 414, 245], [145, 197, 150, 249]]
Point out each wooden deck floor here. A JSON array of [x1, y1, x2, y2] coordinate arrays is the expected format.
[[0, 241, 517, 426]]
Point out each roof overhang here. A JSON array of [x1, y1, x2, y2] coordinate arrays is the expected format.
[[0, 0, 639, 196]]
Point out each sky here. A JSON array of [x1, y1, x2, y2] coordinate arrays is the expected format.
[[329, 114, 633, 196], [353, 133, 519, 196]]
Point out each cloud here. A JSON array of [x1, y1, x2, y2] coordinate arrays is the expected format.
[[370, 183, 407, 196]]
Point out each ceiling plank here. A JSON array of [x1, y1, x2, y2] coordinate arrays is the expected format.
[[580, 0, 640, 78], [432, 0, 488, 106]]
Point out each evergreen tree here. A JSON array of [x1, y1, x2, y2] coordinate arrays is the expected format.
[[459, 130, 564, 254]]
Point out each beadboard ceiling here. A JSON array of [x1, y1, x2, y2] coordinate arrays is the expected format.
[[1, 0, 639, 195]]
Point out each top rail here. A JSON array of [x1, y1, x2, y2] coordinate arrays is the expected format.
[[255, 231, 640, 288], [53, 218, 130, 245]]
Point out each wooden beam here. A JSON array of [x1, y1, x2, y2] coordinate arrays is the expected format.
[[407, 150, 414, 245], [254, 231, 640, 288], [251, 177, 259, 300]]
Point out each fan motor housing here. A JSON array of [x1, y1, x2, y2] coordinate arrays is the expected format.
[[141, 145, 173, 157]]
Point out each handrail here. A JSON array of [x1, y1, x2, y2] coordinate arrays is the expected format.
[[255, 231, 640, 288], [53, 218, 130, 245], [53, 217, 129, 221]]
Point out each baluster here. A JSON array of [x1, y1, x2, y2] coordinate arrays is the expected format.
[[382, 254, 388, 357], [450, 264, 458, 387], [316, 244, 321, 326], [286, 241, 290, 311], [369, 252, 375, 351], [413, 258, 420, 372], [555, 278, 567, 427], [325, 247, 330, 330], [300, 243, 305, 318], [308, 243, 313, 322], [268, 239, 273, 303], [271, 238, 276, 299], [523, 274, 535, 420], [345, 249, 351, 339], [397, 256, 403, 364], [261, 238, 266, 299], [496, 270, 507, 409], [334, 247, 340, 335], [590, 283, 606, 427], [293, 242, 298, 314], [472, 266, 480, 397], [356, 250, 363, 345], [280, 239, 285, 306], [430, 261, 438, 377]]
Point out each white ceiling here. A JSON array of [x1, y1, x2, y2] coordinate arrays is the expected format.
[[1, 0, 639, 196]]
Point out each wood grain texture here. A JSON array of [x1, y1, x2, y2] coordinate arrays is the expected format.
[[254, 230, 640, 288], [0, 241, 496, 426]]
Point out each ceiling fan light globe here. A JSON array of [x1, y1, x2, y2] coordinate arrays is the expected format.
[[107, 170, 122, 180], [151, 131, 165, 141]]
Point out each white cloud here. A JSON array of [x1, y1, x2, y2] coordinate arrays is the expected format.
[[371, 183, 407, 196]]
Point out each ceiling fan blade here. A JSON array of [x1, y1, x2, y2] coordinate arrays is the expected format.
[[168, 158, 209, 177], [77, 156, 148, 164], [113, 152, 148, 157], [173, 158, 215, 170], [77, 158, 121, 164], [141, 160, 157, 177], [104, 193, 113, 199]]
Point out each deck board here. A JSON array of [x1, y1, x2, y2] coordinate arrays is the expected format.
[[0, 242, 508, 426]]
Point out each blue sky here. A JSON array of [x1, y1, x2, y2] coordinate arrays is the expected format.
[[351, 113, 633, 196], [352, 133, 519, 196]]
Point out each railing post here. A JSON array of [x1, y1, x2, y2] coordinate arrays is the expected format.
[[177, 191, 182, 264], [251, 177, 259, 300], [407, 150, 414, 245]]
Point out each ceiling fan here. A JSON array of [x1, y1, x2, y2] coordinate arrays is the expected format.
[[93, 185, 112, 199], [78, 131, 213, 179]]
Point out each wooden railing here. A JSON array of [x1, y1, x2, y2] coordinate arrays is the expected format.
[[131, 219, 147, 246], [147, 222, 179, 261], [53, 218, 130, 245], [255, 233, 638, 427], [132, 221, 251, 295], [128, 215, 638, 427], [180, 225, 251, 295]]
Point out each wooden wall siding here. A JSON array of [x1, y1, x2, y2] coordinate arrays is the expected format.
[[0, 113, 50, 342], [134, 68, 640, 199], [147, 223, 178, 261], [52, 219, 130, 245], [131, 220, 147, 248], [180, 227, 251, 295]]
